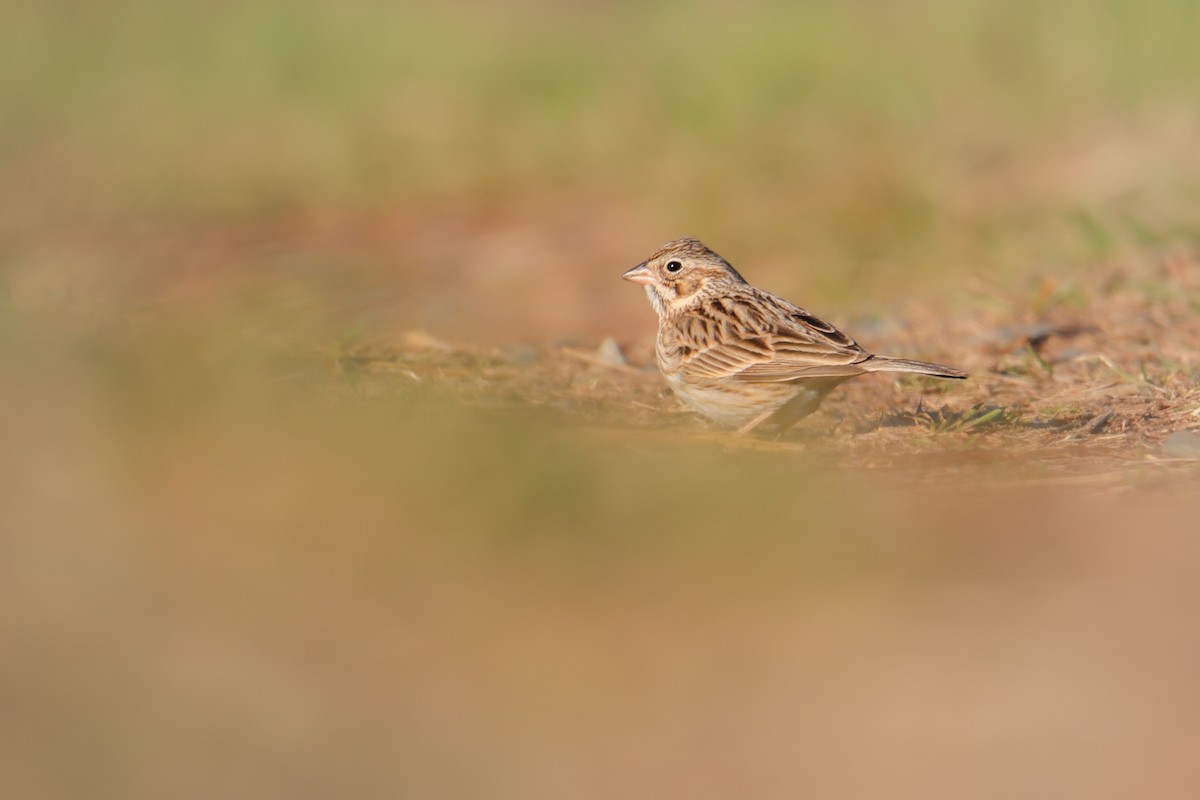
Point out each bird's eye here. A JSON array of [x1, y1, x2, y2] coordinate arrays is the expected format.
[[665, 260, 682, 273]]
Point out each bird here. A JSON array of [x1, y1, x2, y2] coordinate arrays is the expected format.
[[622, 237, 966, 435]]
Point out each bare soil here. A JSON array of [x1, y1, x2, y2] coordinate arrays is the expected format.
[[332, 253, 1200, 491]]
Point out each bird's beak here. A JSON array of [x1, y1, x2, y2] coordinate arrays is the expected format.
[[622, 262, 654, 285]]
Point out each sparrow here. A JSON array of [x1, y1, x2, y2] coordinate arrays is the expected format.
[[623, 238, 966, 434]]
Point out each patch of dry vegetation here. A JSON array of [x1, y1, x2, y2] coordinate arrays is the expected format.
[[334, 252, 1200, 490]]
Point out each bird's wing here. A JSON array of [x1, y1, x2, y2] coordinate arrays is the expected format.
[[673, 292, 871, 383]]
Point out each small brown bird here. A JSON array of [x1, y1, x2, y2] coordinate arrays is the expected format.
[[623, 238, 966, 434]]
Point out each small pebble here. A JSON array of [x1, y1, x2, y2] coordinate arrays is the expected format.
[[595, 337, 628, 367]]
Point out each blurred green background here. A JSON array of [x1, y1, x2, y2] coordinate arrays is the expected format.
[[4, 0, 1200, 329], [2, 1, 1200, 797]]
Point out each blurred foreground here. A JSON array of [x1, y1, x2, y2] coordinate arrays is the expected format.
[[2, 299, 1200, 799]]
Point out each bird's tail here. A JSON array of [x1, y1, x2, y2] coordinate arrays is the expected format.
[[862, 355, 967, 380]]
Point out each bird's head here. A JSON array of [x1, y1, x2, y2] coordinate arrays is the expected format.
[[622, 238, 746, 317]]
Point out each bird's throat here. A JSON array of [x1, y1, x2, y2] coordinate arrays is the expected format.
[[645, 285, 666, 318]]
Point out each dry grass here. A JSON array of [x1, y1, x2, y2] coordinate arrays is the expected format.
[[336, 250, 1200, 492]]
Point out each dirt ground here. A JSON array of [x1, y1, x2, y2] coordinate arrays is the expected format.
[[334, 249, 1200, 491]]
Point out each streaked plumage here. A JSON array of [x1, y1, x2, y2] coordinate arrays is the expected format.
[[623, 238, 966, 433]]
